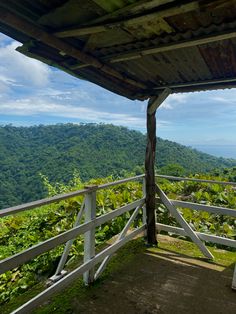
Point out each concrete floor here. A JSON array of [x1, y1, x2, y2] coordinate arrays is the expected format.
[[72, 237, 236, 314]]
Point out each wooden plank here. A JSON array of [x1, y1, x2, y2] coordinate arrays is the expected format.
[[172, 200, 236, 218], [0, 174, 144, 218], [97, 174, 145, 190], [88, 0, 176, 25], [156, 185, 214, 259], [0, 188, 87, 218], [156, 174, 236, 187], [156, 223, 236, 249], [0, 198, 145, 274], [148, 88, 171, 114], [83, 188, 97, 284], [11, 226, 145, 314], [54, 1, 199, 38]]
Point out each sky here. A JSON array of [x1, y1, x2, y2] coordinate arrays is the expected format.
[[1, 33, 236, 158]]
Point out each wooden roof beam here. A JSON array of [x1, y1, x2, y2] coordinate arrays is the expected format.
[[153, 77, 236, 91], [148, 88, 172, 115], [54, 1, 200, 38], [0, 7, 146, 91], [89, 0, 176, 25], [107, 26, 236, 63]]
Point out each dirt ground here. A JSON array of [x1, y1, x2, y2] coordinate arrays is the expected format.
[[71, 236, 236, 314]]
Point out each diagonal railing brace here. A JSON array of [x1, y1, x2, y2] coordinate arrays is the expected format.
[[49, 199, 85, 283], [94, 202, 144, 280], [156, 184, 213, 259]]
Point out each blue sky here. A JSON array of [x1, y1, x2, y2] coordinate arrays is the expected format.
[[1, 33, 236, 157]]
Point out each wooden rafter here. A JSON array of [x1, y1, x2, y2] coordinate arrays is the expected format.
[[88, 0, 176, 26], [54, 1, 199, 38], [153, 77, 236, 90], [0, 7, 146, 91]]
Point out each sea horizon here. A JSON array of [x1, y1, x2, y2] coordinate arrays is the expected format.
[[192, 144, 236, 159]]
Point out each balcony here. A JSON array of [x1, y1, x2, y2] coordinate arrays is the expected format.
[[0, 174, 236, 313]]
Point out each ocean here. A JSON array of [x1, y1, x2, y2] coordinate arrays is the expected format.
[[193, 145, 236, 159]]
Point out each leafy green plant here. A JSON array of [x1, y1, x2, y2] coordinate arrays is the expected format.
[[1, 171, 236, 306]]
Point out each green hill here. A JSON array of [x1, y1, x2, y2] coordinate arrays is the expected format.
[[0, 123, 235, 209]]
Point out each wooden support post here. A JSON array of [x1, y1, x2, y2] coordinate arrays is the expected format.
[[145, 98, 158, 245], [142, 177, 147, 237], [145, 90, 171, 245], [83, 185, 97, 285]]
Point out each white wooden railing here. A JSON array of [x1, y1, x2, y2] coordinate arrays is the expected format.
[[0, 175, 146, 314], [155, 174, 236, 290], [155, 175, 236, 248], [0, 174, 236, 313]]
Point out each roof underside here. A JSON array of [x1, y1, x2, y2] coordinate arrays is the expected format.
[[1, 0, 236, 100]]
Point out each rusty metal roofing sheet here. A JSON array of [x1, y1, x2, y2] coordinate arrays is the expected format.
[[1, 0, 236, 100]]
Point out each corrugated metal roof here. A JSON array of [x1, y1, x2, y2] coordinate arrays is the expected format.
[[1, 0, 236, 99]]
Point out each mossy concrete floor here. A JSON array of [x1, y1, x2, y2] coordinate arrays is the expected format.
[[3, 235, 236, 314]]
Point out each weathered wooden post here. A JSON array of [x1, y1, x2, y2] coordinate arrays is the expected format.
[[145, 89, 171, 245]]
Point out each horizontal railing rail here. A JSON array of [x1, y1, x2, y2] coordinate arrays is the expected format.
[[11, 226, 145, 314], [0, 174, 146, 313], [155, 176, 236, 291], [171, 200, 236, 217], [155, 175, 236, 252], [1, 173, 236, 313], [156, 223, 236, 249], [156, 174, 236, 187], [0, 174, 145, 218], [0, 198, 145, 275]]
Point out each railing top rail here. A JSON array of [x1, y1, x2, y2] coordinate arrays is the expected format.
[[97, 174, 144, 190], [156, 174, 236, 187], [0, 174, 145, 219], [0, 198, 145, 274]]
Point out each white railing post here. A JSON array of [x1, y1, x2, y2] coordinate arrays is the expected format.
[[83, 185, 97, 285], [142, 177, 147, 236]]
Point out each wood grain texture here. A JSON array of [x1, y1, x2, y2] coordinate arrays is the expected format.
[[145, 97, 158, 245]]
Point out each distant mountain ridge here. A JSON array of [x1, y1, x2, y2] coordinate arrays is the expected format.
[[0, 123, 235, 209]]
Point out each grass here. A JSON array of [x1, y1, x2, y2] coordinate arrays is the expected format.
[[154, 235, 236, 268]]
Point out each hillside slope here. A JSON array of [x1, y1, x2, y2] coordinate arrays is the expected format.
[[0, 124, 235, 208]]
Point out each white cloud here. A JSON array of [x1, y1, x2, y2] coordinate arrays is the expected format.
[[0, 97, 147, 129], [161, 93, 189, 109], [0, 41, 50, 88]]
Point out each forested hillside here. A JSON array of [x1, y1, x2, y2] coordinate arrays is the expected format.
[[0, 123, 236, 209]]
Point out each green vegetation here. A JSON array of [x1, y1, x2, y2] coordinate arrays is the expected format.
[[1, 123, 236, 209], [0, 172, 236, 308], [2, 236, 235, 314], [1, 239, 146, 314], [0, 176, 143, 306], [0, 123, 236, 311], [157, 174, 236, 240]]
